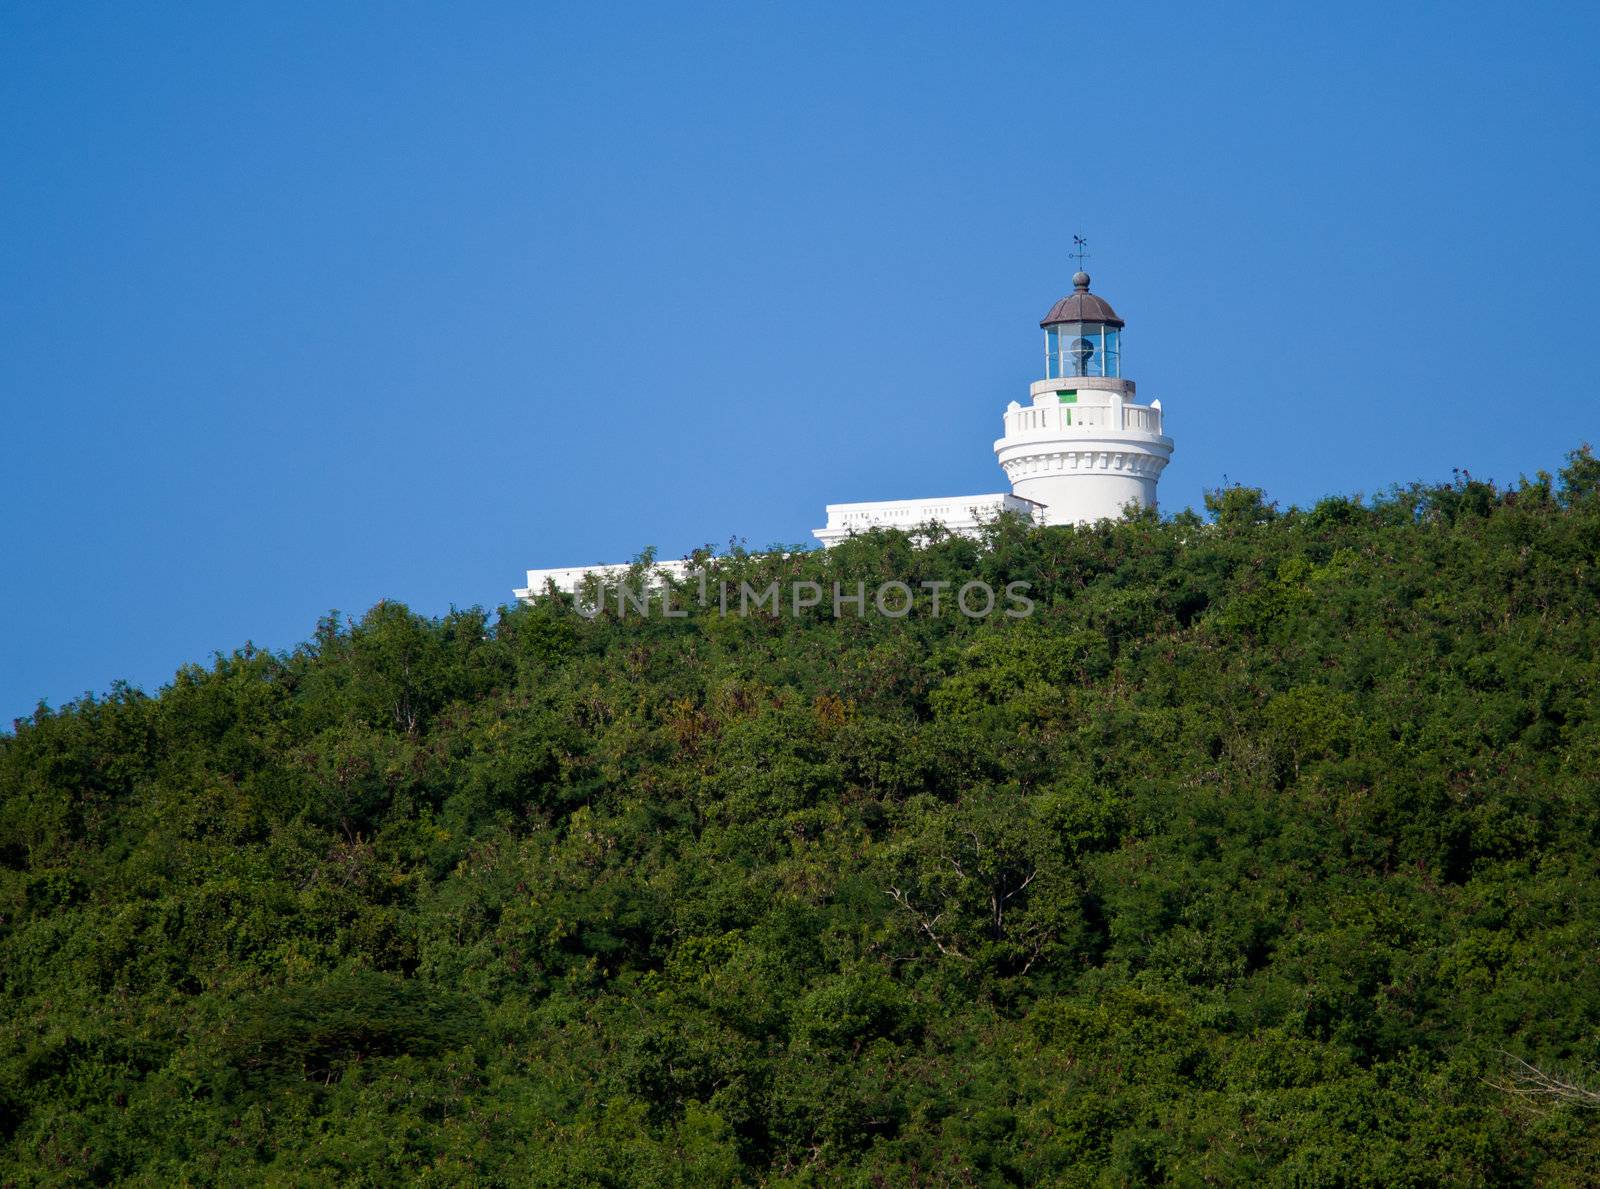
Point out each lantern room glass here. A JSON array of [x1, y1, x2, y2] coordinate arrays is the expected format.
[[1045, 323, 1120, 379]]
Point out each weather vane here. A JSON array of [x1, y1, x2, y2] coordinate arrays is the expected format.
[[1070, 234, 1090, 272]]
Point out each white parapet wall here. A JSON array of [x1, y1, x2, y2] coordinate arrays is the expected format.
[[515, 558, 695, 601], [811, 492, 1041, 547]]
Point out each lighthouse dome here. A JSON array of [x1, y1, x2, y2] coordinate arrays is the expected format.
[[1040, 273, 1124, 329]]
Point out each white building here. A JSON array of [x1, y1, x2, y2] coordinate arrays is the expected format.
[[517, 272, 1172, 600]]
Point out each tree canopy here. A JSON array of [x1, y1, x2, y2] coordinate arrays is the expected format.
[[4, 448, 1600, 1185]]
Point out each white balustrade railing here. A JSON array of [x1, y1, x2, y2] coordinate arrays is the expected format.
[[1003, 401, 1163, 437], [1122, 405, 1160, 432], [830, 497, 1013, 528]]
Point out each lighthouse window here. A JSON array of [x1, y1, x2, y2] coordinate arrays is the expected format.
[[1067, 327, 1103, 376]]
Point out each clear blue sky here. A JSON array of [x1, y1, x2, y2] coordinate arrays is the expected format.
[[3, 2, 1597, 721]]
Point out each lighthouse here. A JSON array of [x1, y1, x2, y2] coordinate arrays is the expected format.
[[992, 271, 1173, 524]]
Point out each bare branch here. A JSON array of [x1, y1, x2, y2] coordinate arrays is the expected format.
[[1487, 1051, 1600, 1107], [886, 886, 968, 961], [1002, 868, 1039, 904], [1017, 934, 1052, 977]]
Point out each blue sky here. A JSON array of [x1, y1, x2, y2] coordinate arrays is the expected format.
[[3, 2, 1598, 721]]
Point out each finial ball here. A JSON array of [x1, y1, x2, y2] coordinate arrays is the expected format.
[[1072, 271, 1091, 290]]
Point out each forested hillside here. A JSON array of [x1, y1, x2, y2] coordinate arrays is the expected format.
[[5, 450, 1600, 1186]]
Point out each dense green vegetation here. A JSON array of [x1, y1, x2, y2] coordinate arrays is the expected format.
[[5, 449, 1600, 1186]]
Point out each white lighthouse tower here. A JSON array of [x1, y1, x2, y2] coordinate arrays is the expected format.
[[992, 270, 1173, 524]]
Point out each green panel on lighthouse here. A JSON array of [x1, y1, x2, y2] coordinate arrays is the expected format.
[[1056, 390, 1078, 403]]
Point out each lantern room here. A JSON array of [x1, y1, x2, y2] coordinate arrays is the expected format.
[[1041, 271, 1124, 379]]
